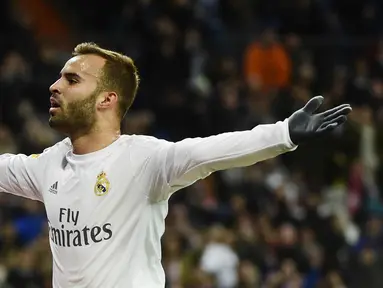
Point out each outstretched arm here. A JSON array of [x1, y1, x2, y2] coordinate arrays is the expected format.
[[0, 153, 44, 201], [150, 96, 352, 201]]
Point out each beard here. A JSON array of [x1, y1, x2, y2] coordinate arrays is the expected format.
[[49, 88, 100, 135]]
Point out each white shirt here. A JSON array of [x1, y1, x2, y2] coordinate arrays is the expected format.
[[0, 120, 296, 288], [200, 243, 239, 288]]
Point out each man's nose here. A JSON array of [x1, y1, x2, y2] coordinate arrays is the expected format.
[[49, 80, 61, 94]]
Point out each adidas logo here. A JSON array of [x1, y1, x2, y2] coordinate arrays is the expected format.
[[49, 181, 58, 194]]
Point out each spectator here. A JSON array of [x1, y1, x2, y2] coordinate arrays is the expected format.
[[243, 27, 292, 93], [199, 225, 239, 288]]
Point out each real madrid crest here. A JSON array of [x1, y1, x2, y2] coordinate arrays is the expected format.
[[94, 172, 110, 196]]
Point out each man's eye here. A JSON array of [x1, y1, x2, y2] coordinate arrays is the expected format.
[[68, 79, 77, 85]]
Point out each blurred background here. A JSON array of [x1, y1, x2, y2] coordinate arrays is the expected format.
[[1, 0, 383, 287]]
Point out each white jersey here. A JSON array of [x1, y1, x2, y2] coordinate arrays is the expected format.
[[0, 120, 296, 287]]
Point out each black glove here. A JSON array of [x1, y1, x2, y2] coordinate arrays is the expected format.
[[288, 96, 352, 145]]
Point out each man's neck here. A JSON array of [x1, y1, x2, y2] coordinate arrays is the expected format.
[[70, 129, 121, 155]]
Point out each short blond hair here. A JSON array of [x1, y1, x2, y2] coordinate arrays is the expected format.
[[73, 42, 140, 120]]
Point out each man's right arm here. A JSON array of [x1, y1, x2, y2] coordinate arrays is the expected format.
[[0, 153, 44, 201]]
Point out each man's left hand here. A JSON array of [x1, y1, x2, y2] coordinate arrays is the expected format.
[[288, 96, 352, 145]]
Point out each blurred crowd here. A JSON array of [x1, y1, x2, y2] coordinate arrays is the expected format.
[[1, 0, 383, 287]]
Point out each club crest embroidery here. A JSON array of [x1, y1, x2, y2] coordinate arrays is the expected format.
[[94, 172, 110, 196]]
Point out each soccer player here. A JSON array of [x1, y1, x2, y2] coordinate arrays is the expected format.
[[0, 43, 351, 287]]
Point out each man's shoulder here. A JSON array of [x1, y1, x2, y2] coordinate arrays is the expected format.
[[127, 134, 172, 150], [32, 138, 72, 159], [47, 137, 72, 153]]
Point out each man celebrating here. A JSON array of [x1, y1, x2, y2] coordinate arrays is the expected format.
[[0, 43, 351, 287]]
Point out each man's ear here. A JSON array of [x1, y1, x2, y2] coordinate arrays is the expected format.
[[98, 92, 118, 110]]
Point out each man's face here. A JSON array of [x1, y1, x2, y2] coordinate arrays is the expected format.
[[48, 54, 105, 134]]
